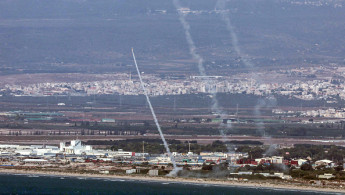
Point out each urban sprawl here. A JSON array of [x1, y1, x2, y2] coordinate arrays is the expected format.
[[2, 66, 345, 102]]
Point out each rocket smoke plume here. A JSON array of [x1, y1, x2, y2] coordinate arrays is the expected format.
[[173, 0, 205, 76], [216, 0, 278, 154], [173, 0, 232, 151], [216, 0, 264, 133], [131, 48, 179, 175], [215, 0, 254, 70]]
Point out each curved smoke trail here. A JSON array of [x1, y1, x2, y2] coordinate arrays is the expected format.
[[173, 0, 232, 149], [131, 48, 180, 175]]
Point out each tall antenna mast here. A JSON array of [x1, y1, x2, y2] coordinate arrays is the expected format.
[[236, 104, 239, 122], [142, 141, 145, 153], [188, 141, 191, 153], [142, 141, 145, 161], [173, 97, 176, 112]]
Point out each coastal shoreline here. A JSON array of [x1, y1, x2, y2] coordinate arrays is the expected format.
[[0, 168, 344, 194]]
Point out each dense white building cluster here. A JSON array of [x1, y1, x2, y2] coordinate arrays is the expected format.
[[3, 70, 345, 102], [273, 107, 345, 118]]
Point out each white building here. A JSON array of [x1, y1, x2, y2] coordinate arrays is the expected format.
[[60, 140, 93, 155]]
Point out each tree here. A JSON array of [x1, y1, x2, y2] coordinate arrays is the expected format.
[[249, 147, 264, 159], [211, 140, 227, 152], [202, 164, 213, 171], [143, 121, 150, 127], [300, 163, 313, 171], [255, 164, 264, 172], [335, 165, 343, 172]]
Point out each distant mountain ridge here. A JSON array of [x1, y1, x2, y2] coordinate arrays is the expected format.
[[0, 0, 344, 75]]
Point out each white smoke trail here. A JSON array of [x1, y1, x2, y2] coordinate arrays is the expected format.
[[216, 0, 279, 156], [173, 0, 232, 151], [216, 0, 263, 124], [254, 99, 266, 136], [131, 48, 180, 175], [215, 0, 255, 70], [173, 0, 206, 76]]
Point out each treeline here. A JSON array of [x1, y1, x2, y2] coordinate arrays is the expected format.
[[226, 140, 263, 145], [236, 144, 345, 163], [280, 144, 345, 162], [236, 146, 265, 159], [85, 139, 263, 154], [106, 140, 228, 154]]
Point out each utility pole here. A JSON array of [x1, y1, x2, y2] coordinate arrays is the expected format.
[[173, 97, 176, 112], [142, 141, 145, 153], [142, 141, 145, 161], [236, 104, 239, 122], [188, 141, 191, 153]]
